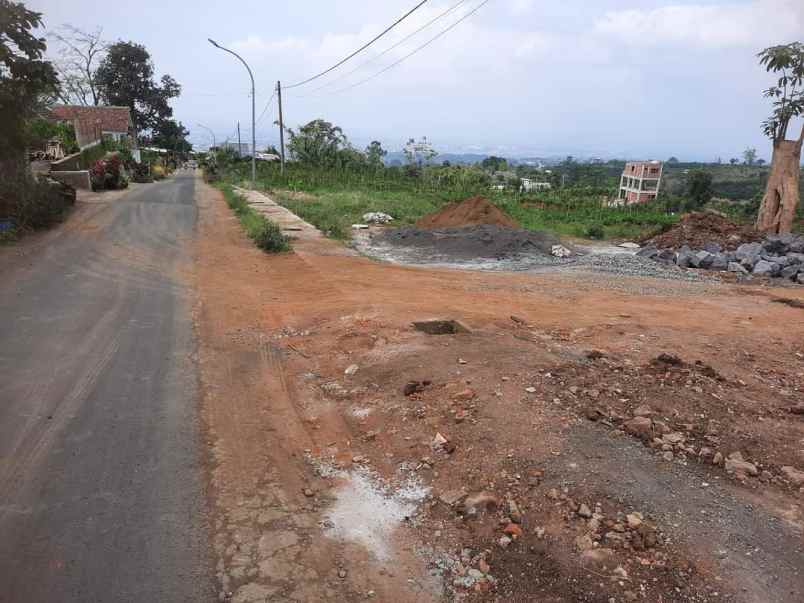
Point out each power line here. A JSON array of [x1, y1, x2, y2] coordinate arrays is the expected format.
[[255, 91, 276, 126], [284, 0, 430, 89], [307, 0, 470, 95], [328, 0, 491, 95]]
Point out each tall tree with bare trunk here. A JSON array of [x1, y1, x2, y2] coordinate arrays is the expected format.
[[49, 25, 107, 106], [755, 42, 804, 234]]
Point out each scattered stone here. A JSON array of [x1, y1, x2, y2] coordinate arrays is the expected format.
[[713, 452, 724, 466], [478, 559, 491, 574], [580, 548, 616, 569], [464, 491, 500, 515], [344, 364, 359, 376], [662, 451, 674, 462], [497, 536, 512, 549], [577, 504, 592, 519], [633, 405, 655, 417], [452, 388, 476, 402], [432, 432, 449, 450], [503, 523, 523, 539], [613, 566, 629, 580], [551, 244, 572, 258], [781, 466, 804, 487], [724, 452, 758, 477], [626, 513, 643, 529], [728, 262, 748, 274], [338, 569, 348, 579], [624, 416, 653, 439], [363, 211, 393, 224]]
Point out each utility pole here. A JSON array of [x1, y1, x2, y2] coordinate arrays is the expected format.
[[237, 121, 241, 158], [277, 80, 286, 174]]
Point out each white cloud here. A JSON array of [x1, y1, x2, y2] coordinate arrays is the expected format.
[[595, 0, 804, 48]]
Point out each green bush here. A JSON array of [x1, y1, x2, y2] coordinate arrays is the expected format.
[[219, 185, 290, 253], [0, 161, 75, 232], [585, 224, 605, 239]]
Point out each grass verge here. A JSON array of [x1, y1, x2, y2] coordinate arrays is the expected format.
[[218, 184, 290, 253]]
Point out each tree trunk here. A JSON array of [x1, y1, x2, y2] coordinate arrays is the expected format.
[[756, 127, 803, 234]]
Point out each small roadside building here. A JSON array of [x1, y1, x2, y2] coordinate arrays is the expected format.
[[49, 105, 138, 150]]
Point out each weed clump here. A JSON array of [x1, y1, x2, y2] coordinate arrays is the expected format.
[[219, 185, 290, 253]]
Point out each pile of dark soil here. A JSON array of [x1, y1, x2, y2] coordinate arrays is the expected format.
[[416, 196, 519, 229], [377, 224, 559, 260], [644, 211, 760, 251]]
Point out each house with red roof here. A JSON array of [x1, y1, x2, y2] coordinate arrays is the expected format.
[[49, 105, 138, 150]]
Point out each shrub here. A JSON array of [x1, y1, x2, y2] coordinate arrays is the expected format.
[[585, 224, 605, 239], [0, 162, 75, 232], [220, 185, 290, 253]]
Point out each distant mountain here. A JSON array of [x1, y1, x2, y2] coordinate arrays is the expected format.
[[383, 151, 493, 166]]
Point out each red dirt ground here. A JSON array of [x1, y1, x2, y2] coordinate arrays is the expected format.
[[195, 181, 804, 603], [415, 196, 520, 229]]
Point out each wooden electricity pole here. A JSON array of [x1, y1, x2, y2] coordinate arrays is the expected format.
[[277, 80, 286, 174], [237, 121, 241, 158]]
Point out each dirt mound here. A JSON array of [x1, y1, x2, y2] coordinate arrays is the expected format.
[[644, 211, 760, 251], [416, 196, 519, 229], [378, 224, 559, 260]]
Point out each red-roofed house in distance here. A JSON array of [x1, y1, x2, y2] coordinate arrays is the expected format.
[[49, 105, 138, 150]]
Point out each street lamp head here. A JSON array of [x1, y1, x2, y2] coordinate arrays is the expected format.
[[208, 38, 220, 48]]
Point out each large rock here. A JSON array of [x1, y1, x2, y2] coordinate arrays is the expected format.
[[675, 246, 695, 268], [781, 265, 801, 280], [656, 249, 676, 263], [703, 241, 722, 254], [798, 273, 804, 285], [752, 259, 779, 276], [763, 236, 789, 255], [624, 416, 653, 439], [736, 242, 762, 269], [691, 250, 714, 269], [709, 253, 729, 271], [728, 262, 748, 274], [781, 466, 804, 487], [636, 246, 659, 259], [786, 252, 804, 265], [724, 452, 758, 477]]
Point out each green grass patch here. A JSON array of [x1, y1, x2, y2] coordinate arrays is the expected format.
[[220, 164, 677, 242], [218, 184, 290, 253]]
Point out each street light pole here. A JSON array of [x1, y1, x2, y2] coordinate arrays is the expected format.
[[196, 122, 216, 149], [208, 38, 256, 188]]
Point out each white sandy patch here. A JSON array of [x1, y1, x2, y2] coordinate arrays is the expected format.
[[323, 468, 429, 561]]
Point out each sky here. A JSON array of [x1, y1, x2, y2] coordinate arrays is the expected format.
[[29, 0, 804, 160]]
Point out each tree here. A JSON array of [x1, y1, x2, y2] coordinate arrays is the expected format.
[[729, 158, 739, 165], [743, 147, 757, 166], [757, 158, 766, 166], [755, 42, 804, 234], [49, 25, 107, 106], [285, 119, 347, 167], [149, 119, 191, 154], [0, 0, 59, 159], [365, 140, 387, 168], [667, 156, 680, 165], [481, 156, 508, 172], [686, 170, 714, 209], [95, 41, 180, 135]]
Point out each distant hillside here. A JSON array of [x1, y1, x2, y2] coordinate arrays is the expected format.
[[384, 151, 492, 166]]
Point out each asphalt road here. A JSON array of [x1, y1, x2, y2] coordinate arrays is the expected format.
[[0, 173, 213, 602]]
